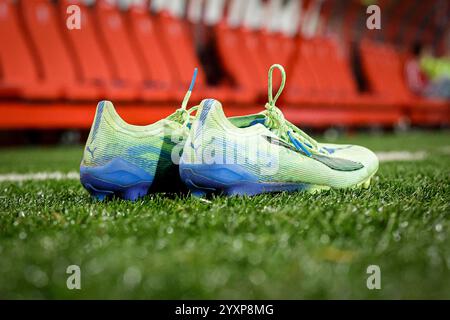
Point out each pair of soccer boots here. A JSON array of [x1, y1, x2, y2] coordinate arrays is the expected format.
[[80, 65, 379, 200]]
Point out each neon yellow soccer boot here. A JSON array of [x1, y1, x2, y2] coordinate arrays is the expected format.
[[180, 64, 379, 196], [80, 70, 198, 200]]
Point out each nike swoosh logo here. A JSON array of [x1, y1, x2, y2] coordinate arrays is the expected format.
[[262, 135, 364, 171]]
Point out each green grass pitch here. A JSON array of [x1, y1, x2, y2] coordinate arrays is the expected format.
[[0, 131, 449, 299]]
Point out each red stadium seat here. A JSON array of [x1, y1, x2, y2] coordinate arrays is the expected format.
[[285, 37, 400, 112], [92, 0, 168, 102], [288, 38, 351, 103], [360, 39, 436, 106], [20, 0, 99, 100], [360, 39, 449, 123], [0, 0, 57, 99], [309, 37, 360, 99], [258, 31, 296, 102], [285, 38, 324, 104], [58, 0, 136, 101], [213, 23, 262, 103], [261, 32, 297, 71], [126, 4, 175, 96], [360, 40, 408, 101], [154, 11, 230, 103], [0, 0, 446, 129], [238, 29, 269, 90], [155, 12, 203, 87]]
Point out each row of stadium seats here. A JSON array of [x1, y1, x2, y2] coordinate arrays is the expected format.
[[0, 0, 216, 101], [0, 0, 448, 128]]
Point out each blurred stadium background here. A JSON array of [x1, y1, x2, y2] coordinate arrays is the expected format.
[[1, 0, 450, 300], [0, 0, 449, 145]]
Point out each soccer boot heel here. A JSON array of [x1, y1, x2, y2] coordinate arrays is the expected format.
[[80, 158, 154, 201]]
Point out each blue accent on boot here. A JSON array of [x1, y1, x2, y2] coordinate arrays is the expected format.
[[91, 101, 105, 142], [198, 99, 215, 126], [179, 163, 310, 196], [80, 157, 154, 201]]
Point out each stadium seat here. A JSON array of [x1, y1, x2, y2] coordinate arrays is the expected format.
[[359, 39, 418, 102], [92, 0, 169, 102], [126, 3, 175, 100], [19, 0, 99, 100], [250, 31, 295, 105], [281, 35, 403, 125], [0, 0, 57, 99], [0, 0, 447, 129], [360, 39, 449, 124], [213, 22, 262, 103], [361, 39, 420, 102], [58, 0, 136, 101], [154, 11, 231, 103], [260, 32, 297, 77], [238, 29, 270, 90], [285, 38, 326, 104]]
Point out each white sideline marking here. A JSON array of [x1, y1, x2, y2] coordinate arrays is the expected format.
[[0, 150, 437, 182], [375, 151, 428, 162], [439, 146, 450, 155], [0, 171, 79, 182]]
